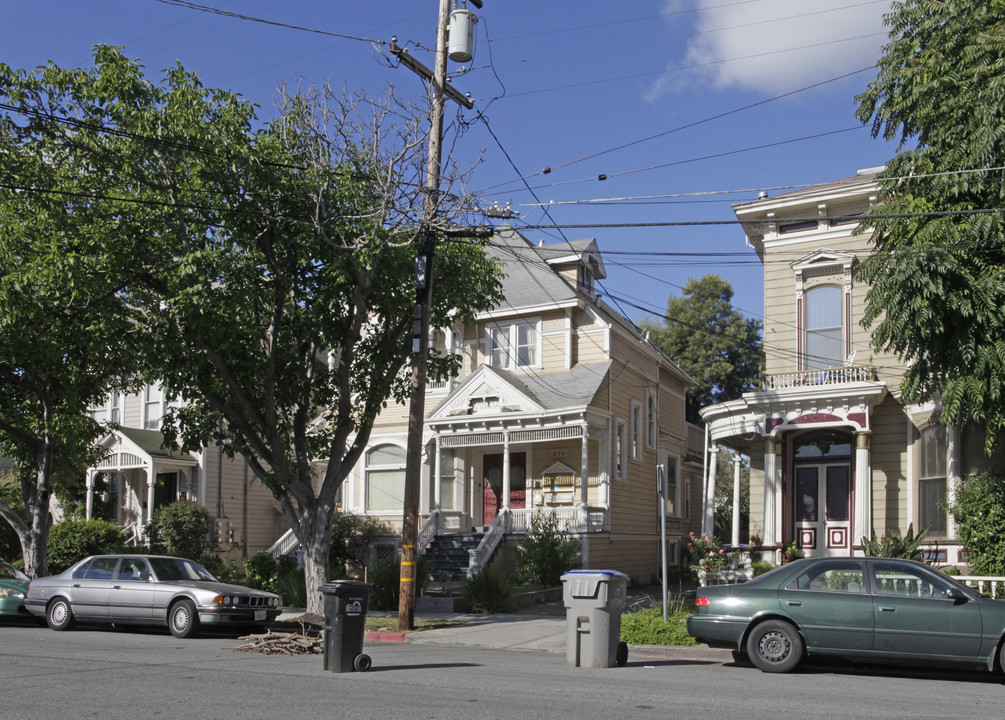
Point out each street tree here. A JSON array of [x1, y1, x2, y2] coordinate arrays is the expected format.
[[0, 68, 141, 574], [0, 47, 502, 613], [855, 0, 1005, 449], [639, 274, 762, 423]]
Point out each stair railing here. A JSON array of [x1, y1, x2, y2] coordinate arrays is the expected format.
[[418, 510, 440, 555], [467, 509, 510, 579]]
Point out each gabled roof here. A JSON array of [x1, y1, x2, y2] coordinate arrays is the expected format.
[[428, 361, 613, 424]]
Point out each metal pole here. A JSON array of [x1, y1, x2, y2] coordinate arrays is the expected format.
[[658, 464, 667, 621], [398, 0, 450, 632]]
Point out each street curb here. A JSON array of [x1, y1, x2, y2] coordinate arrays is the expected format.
[[365, 630, 408, 643]]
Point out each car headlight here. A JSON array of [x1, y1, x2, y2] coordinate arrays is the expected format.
[[213, 595, 233, 605], [0, 588, 24, 599]]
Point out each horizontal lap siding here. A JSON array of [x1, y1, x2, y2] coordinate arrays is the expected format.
[[869, 396, 909, 536]]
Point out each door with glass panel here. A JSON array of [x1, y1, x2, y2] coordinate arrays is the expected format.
[[794, 464, 851, 556]]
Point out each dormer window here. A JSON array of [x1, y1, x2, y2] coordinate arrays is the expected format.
[[578, 263, 595, 294]]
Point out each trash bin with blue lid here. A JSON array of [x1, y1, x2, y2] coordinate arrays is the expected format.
[[319, 580, 372, 672], [561, 569, 629, 668]]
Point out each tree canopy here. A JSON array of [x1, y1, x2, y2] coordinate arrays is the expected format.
[[0, 47, 503, 604], [855, 0, 1005, 449], [639, 274, 763, 423]]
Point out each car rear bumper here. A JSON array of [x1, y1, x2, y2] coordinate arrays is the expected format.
[[687, 615, 746, 649]]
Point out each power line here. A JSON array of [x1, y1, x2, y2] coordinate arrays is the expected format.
[[475, 67, 876, 195], [152, 0, 385, 44]]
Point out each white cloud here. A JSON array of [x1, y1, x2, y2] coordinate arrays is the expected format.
[[647, 0, 891, 99]]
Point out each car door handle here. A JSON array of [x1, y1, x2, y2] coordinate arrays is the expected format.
[[786, 601, 802, 607], [879, 607, 896, 612]]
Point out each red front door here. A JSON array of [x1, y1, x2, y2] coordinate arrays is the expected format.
[[482, 453, 526, 525]]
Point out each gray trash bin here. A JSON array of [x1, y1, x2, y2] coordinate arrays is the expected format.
[[561, 569, 629, 668], [319, 580, 372, 673]]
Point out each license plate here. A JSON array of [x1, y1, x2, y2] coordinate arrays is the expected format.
[[254, 610, 266, 621]]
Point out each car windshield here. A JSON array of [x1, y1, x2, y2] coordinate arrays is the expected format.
[[0, 561, 28, 583], [148, 557, 217, 582]]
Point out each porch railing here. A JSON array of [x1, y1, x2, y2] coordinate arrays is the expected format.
[[761, 365, 878, 391], [958, 576, 1005, 599], [509, 506, 608, 533]]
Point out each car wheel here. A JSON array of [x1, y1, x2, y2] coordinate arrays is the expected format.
[[168, 599, 200, 639], [46, 597, 75, 631], [746, 620, 803, 673]]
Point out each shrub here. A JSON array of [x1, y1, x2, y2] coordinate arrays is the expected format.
[[276, 555, 307, 607], [461, 568, 515, 613], [367, 555, 428, 611], [516, 512, 579, 586], [329, 512, 389, 579], [860, 523, 927, 560], [244, 551, 280, 592], [949, 472, 1005, 575], [47, 518, 125, 572], [620, 603, 696, 646], [685, 532, 741, 585], [150, 500, 214, 559], [199, 553, 243, 583], [751, 560, 775, 577]]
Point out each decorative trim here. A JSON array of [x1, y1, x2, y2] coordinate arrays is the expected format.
[[799, 528, 817, 550], [827, 526, 848, 549]]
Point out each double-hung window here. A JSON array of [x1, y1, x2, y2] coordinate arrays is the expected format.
[[366, 445, 407, 513], [919, 425, 947, 535], [804, 285, 843, 370], [488, 320, 540, 370]]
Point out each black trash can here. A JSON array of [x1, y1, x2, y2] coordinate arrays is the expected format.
[[319, 580, 372, 672]]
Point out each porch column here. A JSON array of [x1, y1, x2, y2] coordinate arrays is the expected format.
[[433, 436, 442, 514], [502, 432, 511, 512], [580, 423, 589, 507], [854, 432, 872, 549], [763, 438, 778, 549], [145, 467, 156, 526], [85, 470, 95, 520], [946, 426, 959, 540], [702, 443, 718, 536], [731, 456, 742, 547], [599, 422, 610, 508]]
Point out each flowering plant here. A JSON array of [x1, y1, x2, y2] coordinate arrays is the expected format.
[[686, 532, 741, 586]]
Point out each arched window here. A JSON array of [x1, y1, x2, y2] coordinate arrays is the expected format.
[[805, 285, 843, 370], [365, 444, 406, 513]]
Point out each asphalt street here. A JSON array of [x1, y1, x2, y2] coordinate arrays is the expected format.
[[2, 621, 1003, 720]]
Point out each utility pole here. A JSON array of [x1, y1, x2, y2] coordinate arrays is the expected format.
[[397, 0, 481, 631]]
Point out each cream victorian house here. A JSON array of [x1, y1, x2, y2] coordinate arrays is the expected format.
[[702, 168, 1000, 566], [85, 227, 704, 581]]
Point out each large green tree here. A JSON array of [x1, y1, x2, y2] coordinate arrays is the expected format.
[[639, 275, 763, 423], [0, 47, 502, 612], [0, 67, 140, 575], [855, 0, 1005, 449]]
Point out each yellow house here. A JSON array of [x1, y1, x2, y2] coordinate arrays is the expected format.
[[702, 168, 999, 567]]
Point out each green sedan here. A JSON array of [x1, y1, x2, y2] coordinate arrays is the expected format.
[[0, 559, 29, 618], [687, 556, 1005, 674]]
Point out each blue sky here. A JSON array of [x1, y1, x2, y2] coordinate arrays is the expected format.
[[3, 0, 900, 327]]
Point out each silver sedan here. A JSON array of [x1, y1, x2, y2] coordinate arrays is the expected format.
[[24, 554, 281, 638]]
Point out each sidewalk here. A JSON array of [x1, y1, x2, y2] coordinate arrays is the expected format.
[[277, 581, 729, 663]]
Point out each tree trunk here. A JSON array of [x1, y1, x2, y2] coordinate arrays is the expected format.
[[301, 532, 330, 616]]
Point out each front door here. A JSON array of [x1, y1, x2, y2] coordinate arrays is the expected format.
[[482, 453, 526, 525], [794, 464, 851, 556]]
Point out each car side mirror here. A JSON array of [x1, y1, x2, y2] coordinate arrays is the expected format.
[[946, 588, 969, 604]]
